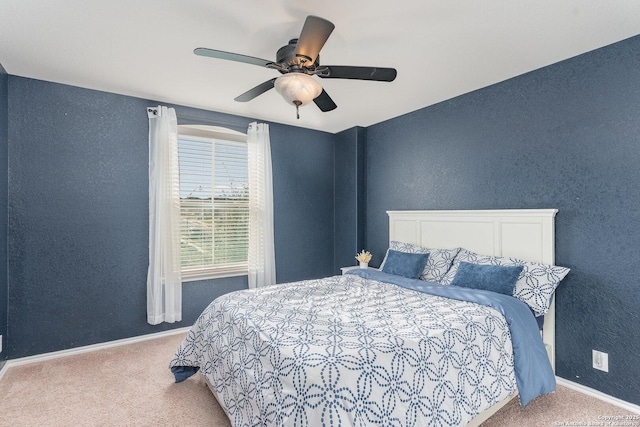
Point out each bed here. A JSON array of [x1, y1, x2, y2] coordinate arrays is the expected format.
[[170, 209, 569, 426]]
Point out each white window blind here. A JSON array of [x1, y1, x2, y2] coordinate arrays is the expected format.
[[177, 125, 249, 280]]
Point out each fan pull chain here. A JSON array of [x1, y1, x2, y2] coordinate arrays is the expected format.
[[294, 100, 302, 119]]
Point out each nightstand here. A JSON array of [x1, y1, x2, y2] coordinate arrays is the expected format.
[[340, 266, 362, 275], [340, 266, 377, 275]]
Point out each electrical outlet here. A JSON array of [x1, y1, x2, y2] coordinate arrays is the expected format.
[[592, 350, 608, 372]]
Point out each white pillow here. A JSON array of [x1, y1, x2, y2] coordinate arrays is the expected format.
[[380, 241, 460, 283]]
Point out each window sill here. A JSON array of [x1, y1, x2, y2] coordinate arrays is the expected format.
[[181, 265, 248, 282]]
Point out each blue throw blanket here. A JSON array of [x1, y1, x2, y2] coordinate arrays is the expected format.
[[346, 268, 555, 406]]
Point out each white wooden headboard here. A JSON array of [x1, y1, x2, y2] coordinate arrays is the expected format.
[[387, 209, 558, 370]]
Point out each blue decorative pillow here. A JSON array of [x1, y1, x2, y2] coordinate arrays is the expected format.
[[450, 262, 524, 296], [379, 241, 459, 282], [381, 249, 429, 279]]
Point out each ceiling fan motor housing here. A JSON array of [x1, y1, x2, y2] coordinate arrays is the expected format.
[[276, 39, 319, 71]]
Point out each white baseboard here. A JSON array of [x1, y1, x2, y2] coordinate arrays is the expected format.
[[557, 377, 640, 415], [0, 327, 190, 382]]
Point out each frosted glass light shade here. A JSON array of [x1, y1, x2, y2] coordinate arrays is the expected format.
[[274, 73, 322, 106]]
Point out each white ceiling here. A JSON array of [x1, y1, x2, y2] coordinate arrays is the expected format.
[[2, 1, 640, 134]]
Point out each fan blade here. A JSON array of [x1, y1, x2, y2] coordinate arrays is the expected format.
[[234, 78, 277, 102], [313, 89, 337, 112], [294, 16, 335, 65], [194, 47, 273, 68], [319, 66, 397, 82]]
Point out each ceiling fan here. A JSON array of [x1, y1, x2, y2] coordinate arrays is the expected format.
[[194, 15, 397, 118]]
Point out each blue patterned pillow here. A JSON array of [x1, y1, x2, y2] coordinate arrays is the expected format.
[[441, 248, 570, 316], [440, 249, 484, 285], [450, 262, 523, 296], [380, 241, 460, 283], [381, 249, 429, 279]]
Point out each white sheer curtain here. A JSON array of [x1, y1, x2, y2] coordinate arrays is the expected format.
[[247, 122, 276, 288], [147, 106, 182, 324]]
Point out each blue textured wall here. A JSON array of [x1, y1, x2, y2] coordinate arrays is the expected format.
[[0, 64, 8, 360], [7, 77, 335, 358], [269, 122, 336, 282], [364, 35, 640, 405], [334, 126, 366, 273]]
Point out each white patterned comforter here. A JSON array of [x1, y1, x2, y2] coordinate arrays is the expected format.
[[170, 273, 519, 426]]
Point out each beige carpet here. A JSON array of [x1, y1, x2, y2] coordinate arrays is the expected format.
[[0, 333, 637, 426]]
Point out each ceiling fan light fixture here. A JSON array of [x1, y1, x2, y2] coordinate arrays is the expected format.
[[274, 73, 322, 107]]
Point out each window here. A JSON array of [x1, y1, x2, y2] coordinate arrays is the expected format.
[[177, 125, 249, 280]]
